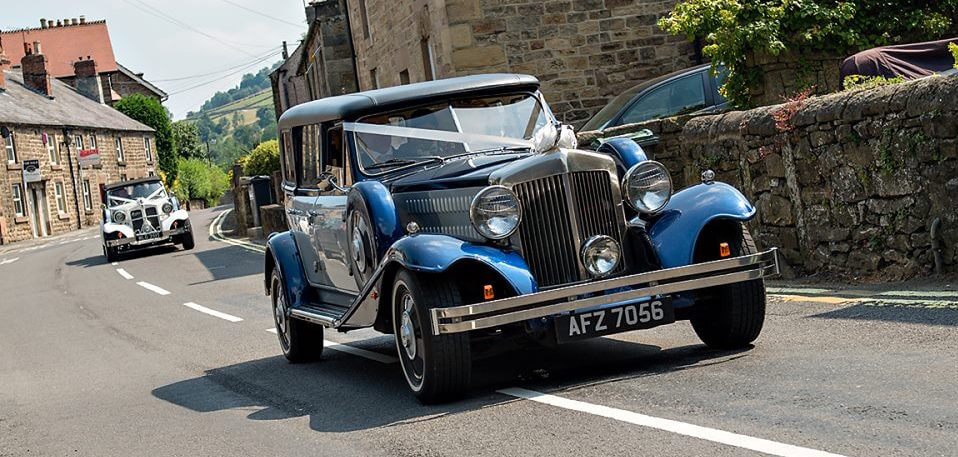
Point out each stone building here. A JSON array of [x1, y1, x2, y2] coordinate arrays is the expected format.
[[1, 16, 167, 106], [0, 40, 156, 244], [272, 0, 699, 126]]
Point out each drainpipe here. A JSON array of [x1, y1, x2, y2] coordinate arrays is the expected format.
[[63, 130, 82, 230], [931, 217, 942, 276]]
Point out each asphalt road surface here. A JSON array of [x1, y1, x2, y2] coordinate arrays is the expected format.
[[2, 207, 956, 456]]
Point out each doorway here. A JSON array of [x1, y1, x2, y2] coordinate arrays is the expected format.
[[26, 182, 50, 238]]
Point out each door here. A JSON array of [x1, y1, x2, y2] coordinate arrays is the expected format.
[[286, 125, 326, 286], [27, 183, 50, 238], [309, 124, 356, 292]]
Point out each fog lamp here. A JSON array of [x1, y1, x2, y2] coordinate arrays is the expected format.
[[581, 235, 621, 277]]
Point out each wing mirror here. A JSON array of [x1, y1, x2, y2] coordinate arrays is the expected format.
[[171, 197, 180, 210]]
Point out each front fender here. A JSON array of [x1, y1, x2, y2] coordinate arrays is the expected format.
[[102, 222, 135, 238], [161, 210, 189, 231], [596, 137, 648, 172], [648, 182, 756, 268], [264, 231, 313, 309], [384, 234, 537, 296], [349, 181, 404, 261]]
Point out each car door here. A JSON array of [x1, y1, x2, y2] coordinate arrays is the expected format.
[[309, 124, 357, 293], [286, 124, 327, 287]]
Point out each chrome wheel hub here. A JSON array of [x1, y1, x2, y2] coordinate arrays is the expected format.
[[399, 294, 416, 360], [351, 226, 366, 272], [274, 288, 288, 339]]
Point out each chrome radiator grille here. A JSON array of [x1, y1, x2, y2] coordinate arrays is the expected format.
[[130, 207, 161, 234], [513, 171, 621, 288]]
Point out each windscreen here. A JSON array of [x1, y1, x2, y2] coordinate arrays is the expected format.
[[348, 93, 549, 174], [107, 182, 166, 207]]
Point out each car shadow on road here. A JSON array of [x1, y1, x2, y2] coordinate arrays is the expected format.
[[179, 245, 263, 284], [811, 302, 958, 327], [152, 335, 748, 433]]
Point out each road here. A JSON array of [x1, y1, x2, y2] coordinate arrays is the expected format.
[[1, 207, 956, 456]]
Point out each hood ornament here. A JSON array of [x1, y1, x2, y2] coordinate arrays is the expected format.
[[532, 122, 577, 154]]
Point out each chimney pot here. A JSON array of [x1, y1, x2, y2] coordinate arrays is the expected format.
[[79, 15, 86, 24], [56, 19, 62, 27], [40, 18, 48, 28], [33, 41, 42, 55], [71, 18, 78, 26]]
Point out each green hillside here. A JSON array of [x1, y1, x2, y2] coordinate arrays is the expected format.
[[192, 89, 273, 125]]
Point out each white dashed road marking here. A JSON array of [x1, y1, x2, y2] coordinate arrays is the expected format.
[[116, 268, 134, 280], [182, 302, 243, 322], [0, 257, 19, 265], [499, 388, 845, 457], [137, 281, 171, 296]]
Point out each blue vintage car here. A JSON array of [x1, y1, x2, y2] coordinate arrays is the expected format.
[[266, 74, 778, 403]]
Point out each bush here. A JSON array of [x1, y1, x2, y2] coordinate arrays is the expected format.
[[659, 0, 958, 107], [175, 158, 230, 207], [951, 43, 958, 69], [843, 75, 905, 91], [241, 140, 280, 176]]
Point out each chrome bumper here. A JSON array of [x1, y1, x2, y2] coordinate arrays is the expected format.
[[429, 248, 779, 335], [106, 227, 188, 247]]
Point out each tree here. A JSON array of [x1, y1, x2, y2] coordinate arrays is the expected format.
[[115, 94, 177, 182], [658, 0, 958, 107], [172, 121, 203, 159], [174, 158, 231, 206], [241, 140, 280, 176]]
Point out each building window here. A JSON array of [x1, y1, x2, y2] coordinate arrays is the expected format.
[[359, 0, 371, 39], [144, 137, 153, 162], [11, 184, 25, 217], [148, 169, 155, 177], [421, 37, 435, 81], [399, 69, 410, 85], [4, 131, 16, 163], [74, 134, 85, 152], [90, 132, 98, 150], [45, 132, 59, 165], [82, 179, 93, 210], [54, 182, 66, 213], [370, 68, 379, 89], [115, 136, 125, 162], [120, 173, 128, 182]]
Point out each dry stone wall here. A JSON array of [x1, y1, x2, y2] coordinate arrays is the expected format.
[[580, 75, 958, 279]]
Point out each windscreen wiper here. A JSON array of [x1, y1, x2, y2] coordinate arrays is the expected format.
[[365, 156, 444, 170]]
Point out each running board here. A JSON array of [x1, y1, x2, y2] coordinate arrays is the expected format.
[[290, 305, 347, 327]]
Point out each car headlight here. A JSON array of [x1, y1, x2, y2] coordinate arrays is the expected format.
[[470, 185, 521, 240], [581, 235, 621, 277], [623, 161, 672, 214], [112, 211, 127, 224], [162, 202, 174, 214]]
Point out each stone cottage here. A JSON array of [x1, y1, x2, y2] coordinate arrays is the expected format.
[[0, 40, 157, 244]]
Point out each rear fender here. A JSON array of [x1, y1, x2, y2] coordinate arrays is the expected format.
[[648, 182, 756, 268]]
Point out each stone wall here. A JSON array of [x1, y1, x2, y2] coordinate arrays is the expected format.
[[580, 75, 958, 279], [342, 0, 699, 127], [746, 50, 845, 107]]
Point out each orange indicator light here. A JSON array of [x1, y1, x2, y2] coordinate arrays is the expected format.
[[719, 242, 731, 257], [483, 285, 495, 300]]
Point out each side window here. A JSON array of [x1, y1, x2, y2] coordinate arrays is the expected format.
[[619, 74, 707, 125], [322, 125, 350, 186], [280, 130, 296, 184], [298, 124, 323, 188]]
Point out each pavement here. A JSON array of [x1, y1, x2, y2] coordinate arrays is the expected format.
[[1, 206, 956, 456]]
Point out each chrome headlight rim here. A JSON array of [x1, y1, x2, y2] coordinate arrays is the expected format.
[[580, 235, 622, 277], [469, 185, 522, 240], [622, 160, 673, 214], [112, 210, 127, 224], [161, 202, 174, 214]]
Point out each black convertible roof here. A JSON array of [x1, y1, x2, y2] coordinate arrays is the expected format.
[[103, 176, 162, 191], [278, 73, 540, 130]]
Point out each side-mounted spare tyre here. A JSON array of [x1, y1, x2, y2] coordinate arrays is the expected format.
[[690, 223, 766, 349]]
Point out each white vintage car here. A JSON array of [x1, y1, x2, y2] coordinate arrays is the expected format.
[[100, 177, 193, 261]]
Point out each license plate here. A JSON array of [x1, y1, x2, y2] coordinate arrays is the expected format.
[[136, 231, 162, 242], [556, 298, 675, 343]]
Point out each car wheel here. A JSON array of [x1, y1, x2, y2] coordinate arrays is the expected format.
[[392, 269, 471, 404], [346, 195, 377, 289], [180, 221, 195, 251], [104, 244, 117, 262], [690, 224, 766, 349], [271, 269, 323, 363]]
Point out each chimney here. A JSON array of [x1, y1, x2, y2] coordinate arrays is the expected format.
[[40, 18, 48, 28], [21, 41, 53, 97], [0, 37, 9, 92], [73, 58, 104, 103], [282, 41, 289, 59], [79, 15, 86, 24]]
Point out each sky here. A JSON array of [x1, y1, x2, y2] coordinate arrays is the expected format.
[[0, 0, 308, 119]]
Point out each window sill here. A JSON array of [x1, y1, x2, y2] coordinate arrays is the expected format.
[[14, 216, 29, 224], [117, 161, 128, 167], [51, 164, 63, 171], [58, 213, 70, 221], [84, 209, 94, 215], [7, 163, 22, 171]]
